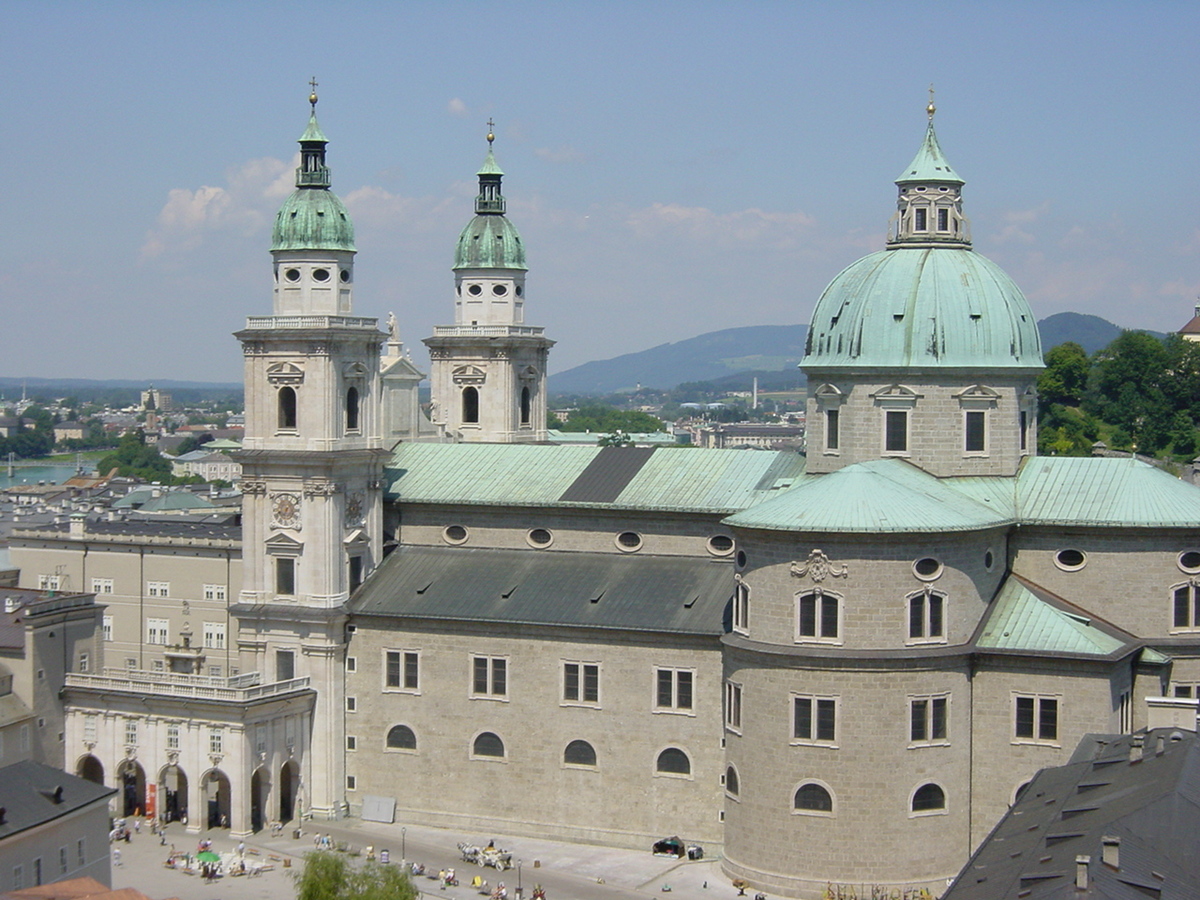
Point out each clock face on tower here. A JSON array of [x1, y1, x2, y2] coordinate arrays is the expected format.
[[271, 492, 301, 530]]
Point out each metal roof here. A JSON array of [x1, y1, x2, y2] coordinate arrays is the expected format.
[[975, 576, 1131, 657], [385, 443, 806, 513], [1015, 456, 1200, 527], [897, 117, 963, 184], [0, 760, 115, 840], [724, 458, 1009, 533], [350, 544, 732, 636]]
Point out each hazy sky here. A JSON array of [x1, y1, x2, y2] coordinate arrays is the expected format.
[[4, 1, 1200, 383]]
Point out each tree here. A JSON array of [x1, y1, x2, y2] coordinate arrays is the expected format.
[[97, 430, 173, 481], [1085, 331, 1172, 452], [558, 404, 664, 434], [294, 851, 416, 900], [1037, 342, 1089, 409]]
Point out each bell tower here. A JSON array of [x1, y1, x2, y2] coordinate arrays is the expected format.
[[424, 125, 554, 442], [232, 85, 386, 820]]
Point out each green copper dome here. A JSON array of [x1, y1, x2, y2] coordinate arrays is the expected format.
[[270, 109, 356, 253], [803, 247, 1042, 369], [454, 214, 526, 270]]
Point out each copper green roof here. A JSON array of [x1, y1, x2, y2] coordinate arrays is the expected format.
[[975, 576, 1130, 657], [270, 107, 356, 253], [453, 213, 526, 270], [477, 148, 503, 176], [385, 443, 805, 514], [724, 459, 1009, 533], [803, 247, 1043, 370], [1013, 456, 1200, 527], [897, 119, 962, 184], [299, 112, 327, 143]]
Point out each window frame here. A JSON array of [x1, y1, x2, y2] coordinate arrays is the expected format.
[[906, 589, 947, 644], [202, 622, 226, 650], [563, 739, 598, 768], [792, 780, 836, 817], [203, 583, 227, 602], [909, 694, 950, 746], [654, 746, 693, 779], [385, 723, 418, 753], [147, 581, 170, 598], [792, 693, 838, 747], [1171, 582, 1200, 632], [470, 730, 507, 761], [964, 409, 988, 455], [562, 660, 600, 706], [795, 589, 842, 644], [470, 655, 508, 700], [1013, 693, 1060, 745], [909, 782, 948, 817], [146, 618, 169, 645], [732, 577, 750, 634], [91, 577, 113, 594], [725, 680, 743, 733], [653, 667, 695, 714], [383, 649, 421, 693], [884, 408, 909, 454]]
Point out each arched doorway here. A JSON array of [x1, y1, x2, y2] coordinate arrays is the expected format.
[[158, 764, 188, 824], [115, 760, 145, 817], [76, 755, 104, 785], [201, 769, 230, 829], [279, 760, 300, 824], [250, 767, 270, 833]]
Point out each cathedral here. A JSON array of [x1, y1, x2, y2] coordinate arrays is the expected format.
[[12, 92, 1200, 899]]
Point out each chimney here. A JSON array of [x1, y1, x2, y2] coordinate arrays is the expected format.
[[1130, 734, 1144, 762], [69, 511, 86, 538], [1075, 855, 1090, 890], [1101, 836, 1120, 869]]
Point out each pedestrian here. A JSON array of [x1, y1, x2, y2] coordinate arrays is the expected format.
[[113, 847, 121, 867], [238, 840, 246, 857], [134, 818, 140, 834]]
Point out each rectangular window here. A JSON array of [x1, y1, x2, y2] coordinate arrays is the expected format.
[[797, 591, 840, 640], [910, 696, 949, 744], [937, 207, 949, 231], [347, 735, 357, 751], [793, 695, 837, 744], [59, 846, 68, 875], [203, 622, 226, 649], [732, 581, 750, 634], [965, 410, 986, 453], [102, 616, 113, 642], [78, 652, 89, 673], [471, 656, 507, 697], [563, 662, 600, 704], [147, 618, 169, 645], [825, 409, 840, 451], [91, 577, 113, 594], [384, 650, 419, 690], [83, 715, 97, 743], [38, 574, 61, 590], [914, 207, 928, 231], [147, 581, 169, 598], [203, 584, 227, 602], [346, 696, 357, 712], [725, 681, 743, 731], [13, 865, 23, 890], [209, 665, 221, 677], [1020, 410, 1029, 452], [167, 723, 179, 750], [33, 858, 41, 886], [276, 650, 295, 682], [1119, 690, 1132, 734], [209, 728, 222, 754], [124, 719, 137, 746], [908, 592, 945, 641], [885, 410, 908, 453], [1015, 695, 1059, 742], [77, 839, 86, 867], [347, 775, 357, 791], [655, 668, 694, 711], [349, 556, 363, 593], [276, 558, 296, 595]]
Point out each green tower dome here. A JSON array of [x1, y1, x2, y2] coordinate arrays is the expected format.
[[270, 105, 356, 253], [452, 145, 526, 270]]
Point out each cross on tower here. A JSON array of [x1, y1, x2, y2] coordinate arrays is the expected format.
[[309, 77, 319, 109], [927, 84, 936, 120], [486, 118, 495, 144]]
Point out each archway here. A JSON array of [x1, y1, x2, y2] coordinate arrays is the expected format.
[[201, 769, 230, 830], [115, 759, 145, 817], [279, 760, 300, 824], [158, 764, 188, 824], [76, 755, 104, 785], [250, 767, 270, 833]]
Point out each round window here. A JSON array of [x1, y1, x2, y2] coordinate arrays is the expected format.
[[285, 268, 301, 282], [527, 528, 553, 548], [736, 550, 748, 569], [443, 525, 469, 545], [615, 531, 643, 552], [1054, 549, 1087, 571], [468, 284, 483, 296], [1179, 551, 1200, 573], [313, 268, 330, 282], [493, 284, 508, 296], [340, 269, 351, 283], [707, 534, 734, 556], [913, 557, 943, 580]]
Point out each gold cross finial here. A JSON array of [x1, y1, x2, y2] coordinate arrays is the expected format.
[[309, 77, 319, 110], [927, 84, 936, 120], [486, 118, 495, 145]]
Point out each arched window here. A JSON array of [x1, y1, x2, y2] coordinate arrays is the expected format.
[[462, 387, 480, 424], [385, 724, 416, 750], [278, 386, 297, 430], [725, 765, 740, 796], [346, 386, 360, 432], [563, 740, 596, 767], [520, 386, 531, 425], [796, 589, 840, 641], [472, 731, 504, 758], [794, 782, 833, 812], [912, 783, 945, 813], [656, 747, 691, 775]]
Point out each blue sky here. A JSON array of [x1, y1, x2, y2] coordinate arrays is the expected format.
[[4, 1, 1200, 383]]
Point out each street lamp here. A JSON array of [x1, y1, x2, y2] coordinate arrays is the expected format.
[[401, 827, 407, 868], [517, 859, 523, 899]]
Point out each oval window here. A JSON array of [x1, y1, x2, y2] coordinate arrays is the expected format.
[[1179, 551, 1200, 573], [515, 285, 523, 296], [493, 284, 508, 296], [736, 550, 748, 569], [285, 268, 301, 282], [313, 268, 330, 282], [616, 531, 643, 552], [1055, 549, 1086, 571], [443, 525, 469, 545], [468, 284, 483, 296], [913, 557, 943, 580], [340, 269, 351, 283], [707, 534, 734, 556], [984, 550, 995, 571], [527, 528, 553, 548]]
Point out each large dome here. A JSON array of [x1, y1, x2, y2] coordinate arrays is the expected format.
[[271, 188, 356, 252], [803, 247, 1042, 370], [453, 214, 526, 270]]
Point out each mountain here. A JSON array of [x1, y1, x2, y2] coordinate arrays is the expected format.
[[1036, 312, 1166, 355]]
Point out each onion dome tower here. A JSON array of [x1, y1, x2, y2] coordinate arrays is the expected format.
[[802, 99, 1043, 477], [233, 84, 386, 822], [424, 125, 554, 443]]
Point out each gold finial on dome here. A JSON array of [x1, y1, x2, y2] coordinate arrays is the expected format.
[[486, 117, 495, 145], [309, 76, 319, 110], [927, 84, 936, 120]]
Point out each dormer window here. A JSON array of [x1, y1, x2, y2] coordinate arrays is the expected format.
[[914, 208, 928, 232], [937, 208, 949, 231]]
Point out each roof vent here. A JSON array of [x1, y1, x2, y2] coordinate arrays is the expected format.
[[1101, 835, 1120, 870], [1075, 855, 1090, 890], [53, 786, 63, 804], [1130, 734, 1144, 762]]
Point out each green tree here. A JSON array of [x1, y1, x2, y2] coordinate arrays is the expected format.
[[294, 851, 416, 900], [1037, 342, 1089, 409], [97, 430, 173, 481], [1085, 331, 1172, 452], [559, 404, 664, 434]]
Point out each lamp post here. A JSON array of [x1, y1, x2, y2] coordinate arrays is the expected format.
[[517, 859, 523, 899], [401, 827, 406, 868]]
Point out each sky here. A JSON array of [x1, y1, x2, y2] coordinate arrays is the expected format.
[[3, 1, 1200, 384]]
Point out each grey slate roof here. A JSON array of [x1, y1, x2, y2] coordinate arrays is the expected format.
[[350, 545, 733, 636], [0, 760, 115, 839], [944, 729, 1200, 899]]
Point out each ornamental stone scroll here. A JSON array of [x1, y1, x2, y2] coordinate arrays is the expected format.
[[790, 549, 849, 583]]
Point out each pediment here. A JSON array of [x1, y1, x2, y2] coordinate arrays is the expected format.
[[452, 364, 487, 385], [871, 384, 922, 407], [266, 361, 305, 385], [265, 532, 304, 553], [955, 384, 1001, 409], [342, 361, 369, 379]]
